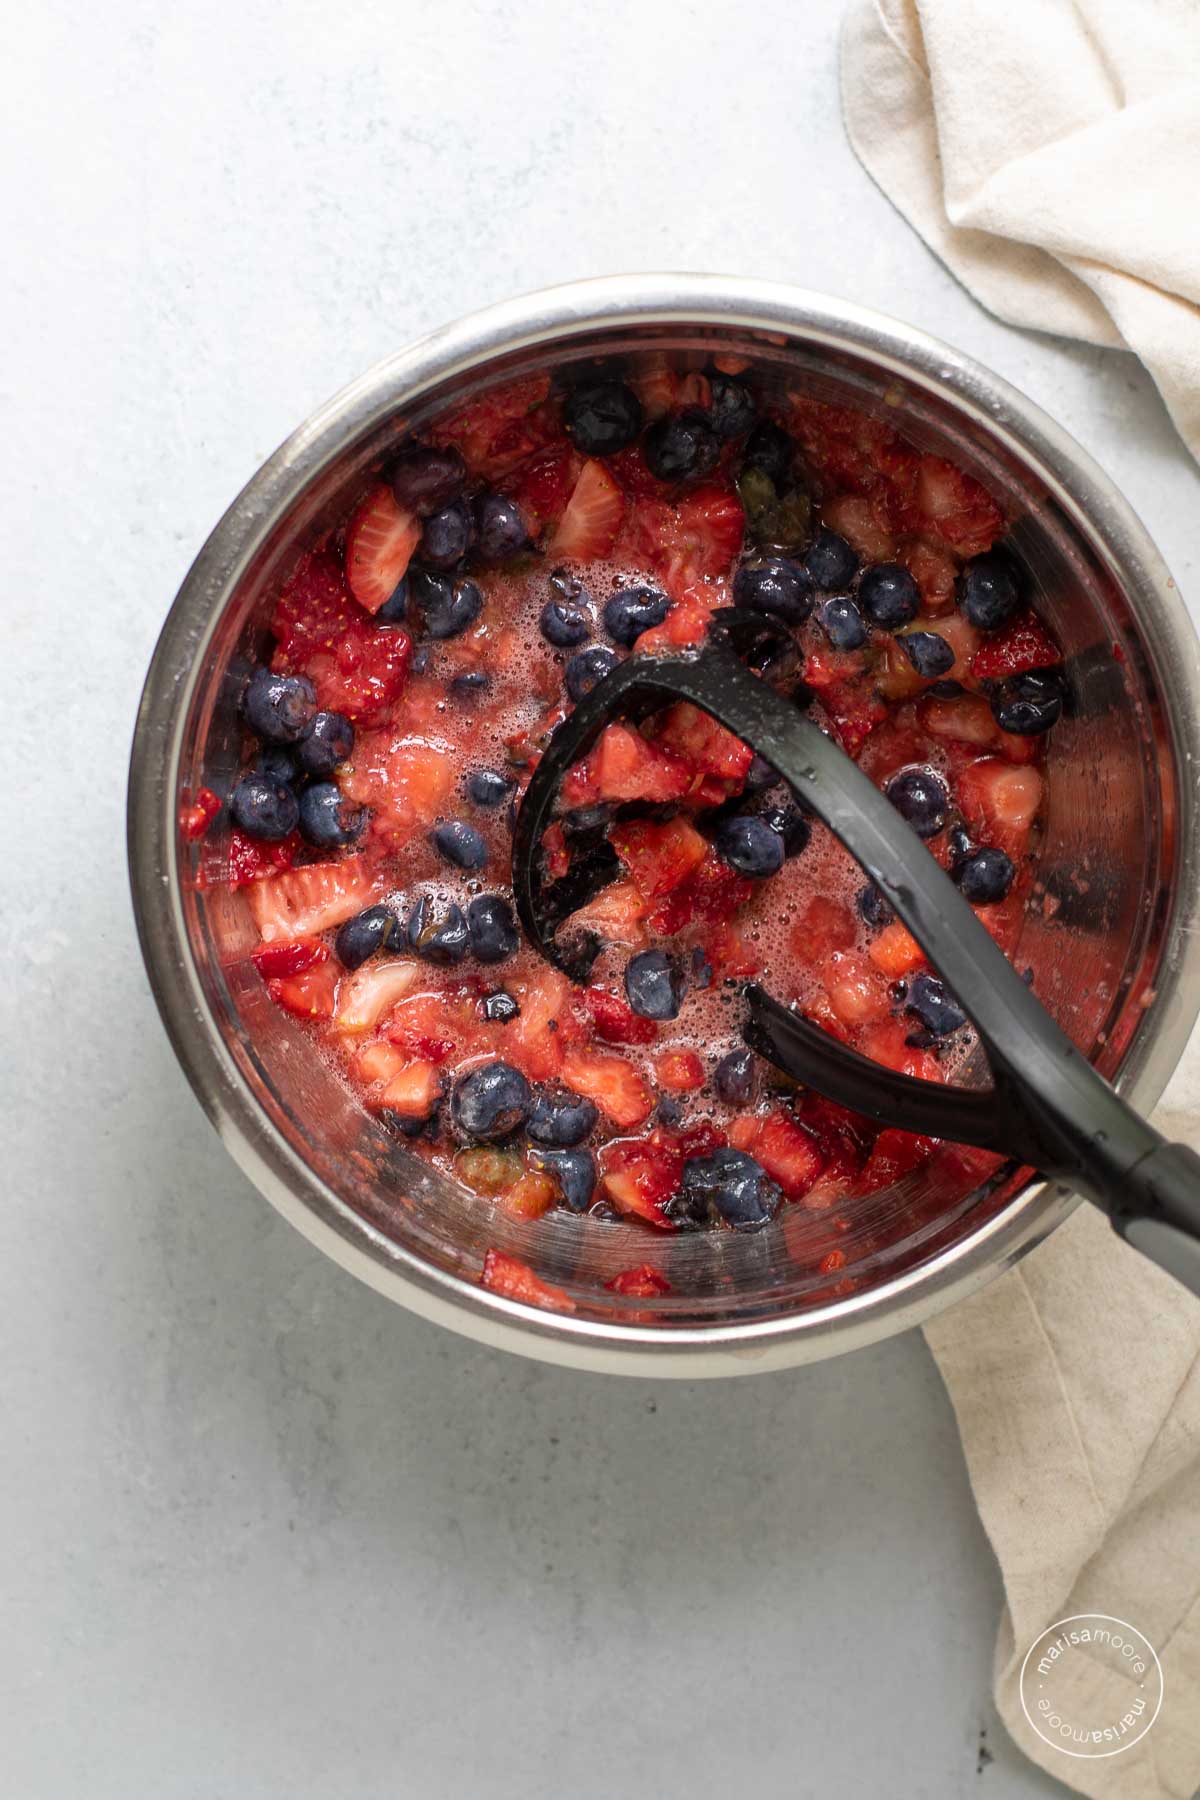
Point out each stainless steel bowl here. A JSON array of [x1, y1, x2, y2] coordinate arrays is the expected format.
[[129, 275, 1200, 1376]]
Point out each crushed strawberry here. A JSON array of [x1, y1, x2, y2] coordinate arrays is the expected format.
[[562, 723, 692, 807], [970, 612, 1063, 682], [599, 1139, 681, 1227], [606, 1265, 673, 1298], [179, 787, 222, 841], [655, 1049, 705, 1092], [480, 1248, 575, 1313], [251, 938, 328, 979], [227, 828, 301, 888], [583, 985, 659, 1046], [609, 815, 708, 898], [562, 1047, 654, 1129]]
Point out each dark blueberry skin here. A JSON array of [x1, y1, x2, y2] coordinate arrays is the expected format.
[[563, 380, 643, 456], [906, 972, 967, 1038], [714, 1047, 755, 1105], [481, 990, 520, 1023], [899, 631, 955, 678], [742, 753, 778, 794], [732, 557, 813, 625], [431, 819, 488, 871], [713, 813, 785, 878], [859, 563, 921, 630], [229, 773, 299, 841], [561, 803, 616, 844], [804, 528, 859, 591], [624, 950, 682, 1021], [420, 497, 473, 569], [382, 1108, 438, 1140], [885, 768, 949, 840], [466, 767, 513, 809], [412, 570, 484, 639], [760, 804, 810, 858], [929, 678, 964, 699], [297, 783, 367, 849], [527, 1089, 599, 1148], [742, 421, 794, 489], [406, 896, 470, 964], [643, 408, 719, 482], [959, 552, 1021, 631], [954, 846, 1016, 904], [389, 443, 465, 516], [709, 373, 756, 440], [296, 710, 354, 777], [242, 667, 317, 744], [451, 1061, 532, 1142], [334, 904, 400, 970], [466, 894, 519, 963], [474, 492, 528, 561], [858, 883, 895, 927], [411, 645, 432, 675], [818, 594, 868, 652], [603, 585, 670, 646], [990, 670, 1065, 736], [565, 645, 621, 701], [255, 744, 299, 785], [529, 1146, 596, 1212], [540, 595, 592, 648], [679, 1148, 781, 1232], [376, 576, 409, 624], [451, 672, 490, 700]]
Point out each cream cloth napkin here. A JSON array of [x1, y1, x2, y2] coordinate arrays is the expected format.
[[840, 6, 1200, 1790]]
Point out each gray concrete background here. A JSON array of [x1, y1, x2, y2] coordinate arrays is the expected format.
[[5, 1, 1198, 1794]]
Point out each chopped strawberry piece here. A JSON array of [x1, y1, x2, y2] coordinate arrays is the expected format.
[[653, 700, 754, 782], [332, 961, 422, 1037], [735, 1109, 826, 1201], [355, 1040, 407, 1086], [380, 1059, 444, 1118], [562, 723, 692, 807], [822, 952, 891, 1028], [345, 482, 421, 614], [506, 967, 578, 1081], [609, 815, 708, 898], [655, 1049, 705, 1092], [541, 821, 571, 881], [267, 962, 339, 1021], [384, 990, 462, 1061], [705, 918, 760, 978], [179, 787, 222, 841], [970, 612, 1062, 682], [857, 1128, 940, 1194], [251, 938, 329, 979], [227, 829, 301, 888], [549, 459, 624, 560], [563, 1048, 654, 1129], [914, 456, 1003, 558], [566, 880, 648, 948], [790, 895, 857, 960], [248, 855, 383, 943], [628, 360, 681, 423], [813, 672, 887, 755], [480, 1248, 575, 1313], [918, 691, 997, 747], [860, 1019, 944, 1084], [599, 1139, 682, 1227], [584, 985, 659, 1046], [503, 1173, 559, 1220], [866, 921, 925, 978], [608, 442, 669, 497], [606, 1264, 673, 1298], [956, 757, 1043, 859], [341, 736, 454, 844], [686, 851, 753, 923]]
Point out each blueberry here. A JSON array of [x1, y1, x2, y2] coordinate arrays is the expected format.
[[679, 1148, 781, 1231], [255, 744, 299, 785], [540, 595, 592, 648], [905, 972, 967, 1038], [760, 804, 810, 858], [946, 823, 976, 867], [563, 379, 643, 456], [406, 895, 470, 964], [644, 408, 719, 482], [561, 803, 616, 843], [481, 990, 520, 1023], [709, 372, 756, 441], [929, 679, 964, 698], [451, 672, 489, 701], [335, 904, 400, 969], [742, 421, 794, 489], [389, 443, 465, 515], [656, 1097, 685, 1129], [466, 893, 519, 963], [297, 782, 367, 848], [451, 1061, 532, 1141], [420, 498, 473, 569], [376, 576, 409, 624], [603, 585, 670, 646], [466, 767, 512, 808], [743, 753, 778, 794], [990, 670, 1065, 736], [527, 1089, 598, 1147], [565, 645, 620, 700], [858, 883, 894, 927], [474, 492, 528, 562], [242, 667, 317, 744], [529, 1146, 596, 1212], [624, 949, 682, 1020], [229, 773, 299, 841], [885, 768, 949, 839], [818, 594, 868, 651], [732, 557, 813, 625], [899, 631, 955, 678], [413, 570, 483, 639], [954, 846, 1015, 904], [713, 813, 785, 878], [382, 1109, 437, 1140], [431, 820, 488, 871], [960, 552, 1021, 631], [804, 528, 859, 590], [411, 645, 432, 675], [296, 710, 354, 776], [714, 1047, 755, 1104], [859, 563, 920, 630]]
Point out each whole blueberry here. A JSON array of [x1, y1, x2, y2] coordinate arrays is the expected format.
[[565, 645, 621, 701], [818, 594, 868, 651], [603, 585, 671, 646], [466, 893, 519, 963], [335, 904, 400, 969], [954, 846, 1016, 904], [229, 773, 299, 841], [563, 379, 643, 457], [242, 667, 317, 744], [389, 443, 465, 516], [406, 895, 470, 964], [376, 576, 409, 624], [742, 421, 794, 489], [255, 744, 299, 785], [643, 408, 719, 482], [885, 768, 949, 839], [420, 498, 473, 569], [760, 804, 810, 858], [899, 631, 956, 678], [713, 813, 785, 878], [732, 557, 813, 625], [624, 949, 682, 1021], [481, 989, 520, 1023], [529, 1146, 596, 1212], [990, 670, 1065, 736], [297, 782, 367, 848], [858, 883, 894, 927], [413, 570, 483, 639], [859, 563, 920, 630], [709, 372, 756, 441], [679, 1148, 782, 1231], [451, 1061, 532, 1141], [743, 753, 779, 794], [474, 492, 528, 562], [296, 710, 355, 777], [431, 820, 488, 871], [527, 1089, 599, 1147], [451, 672, 490, 700], [540, 594, 592, 648], [714, 1047, 755, 1105], [466, 767, 512, 808], [804, 528, 859, 591], [906, 972, 967, 1038], [960, 552, 1021, 631]]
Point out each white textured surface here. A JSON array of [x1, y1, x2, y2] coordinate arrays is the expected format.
[[4, 2, 1198, 1796]]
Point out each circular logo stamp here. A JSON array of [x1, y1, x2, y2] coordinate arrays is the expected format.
[[1019, 1614, 1164, 1758]]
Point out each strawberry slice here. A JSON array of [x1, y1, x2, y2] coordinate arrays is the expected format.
[[901, 537, 959, 615], [247, 855, 383, 943], [599, 1139, 682, 1228], [267, 962, 339, 1021], [609, 816, 708, 899], [345, 483, 421, 614], [970, 612, 1062, 682], [652, 700, 754, 782], [511, 446, 580, 538], [562, 723, 692, 808], [789, 896, 856, 961], [481, 1248, 575, 1313], [584, 985, 659, 1047], [251, 938, 328, 979], [355, 1040, 407, 1086], [562, 1047, 654, 1129], [821, 952, 891, 1028], [549, 459, 624, 561], [820, 494, 896, 563], [334, 961, 423, 1037], [606, 1264, 672, 1297]]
